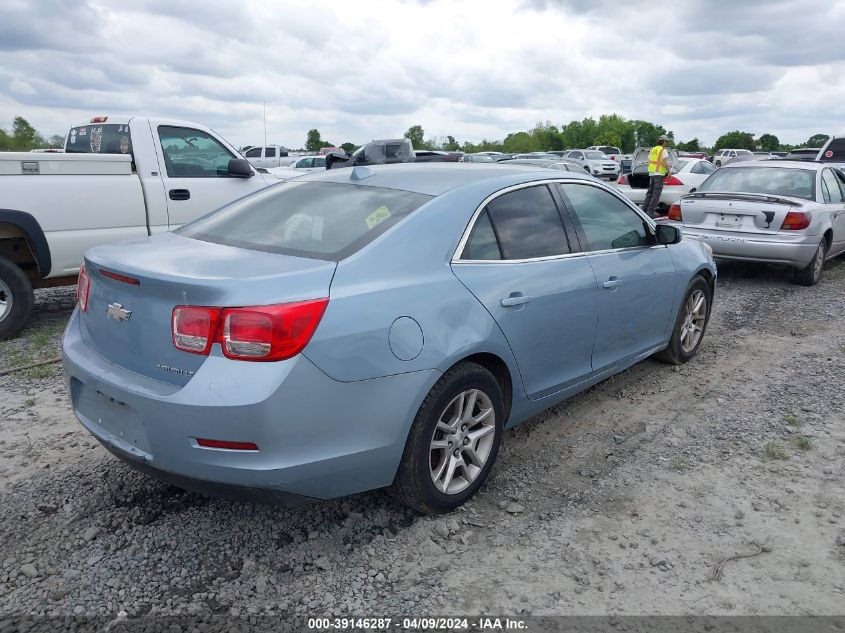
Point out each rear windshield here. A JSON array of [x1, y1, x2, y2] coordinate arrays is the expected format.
[[584, 151, 607, 160], [177, 182, 432, 261], [65, 124, 133, 156], [598, 147, 621, 154], [697, 167, 817, 201]]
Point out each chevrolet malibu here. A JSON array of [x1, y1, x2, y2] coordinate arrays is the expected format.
[[62, 164, 716, 513]]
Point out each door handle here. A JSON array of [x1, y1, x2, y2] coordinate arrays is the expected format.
[[602, 277, 623, 289], [168, 189, 191, 201], [500, 293, 531, 307]]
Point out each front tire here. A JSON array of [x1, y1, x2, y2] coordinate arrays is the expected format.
[[655, 275, 712, 365], [0, 256, 34, 340], [393, 362, 504, 514], [793, 240, 826, 286]]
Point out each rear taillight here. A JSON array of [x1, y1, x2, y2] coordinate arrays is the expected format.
[[77, 265, 91, 312], [171, 298, 328, 362], [781, 211, 810, 231], [617, 174, 628, 185], [667, 203, 682, 221], [663, 175, 684, 186], [172, 306, 220, 355]]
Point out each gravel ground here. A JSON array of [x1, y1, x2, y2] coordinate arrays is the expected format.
[[1, 259, 844, 628]]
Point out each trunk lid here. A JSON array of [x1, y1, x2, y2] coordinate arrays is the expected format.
[[679, 192, 805, 234], [79, 232, 336, 386]]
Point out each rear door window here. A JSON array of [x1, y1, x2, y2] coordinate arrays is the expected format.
[[158, 126, 236, 178], [821, 169, 844, 203], [177, 182, 432, 261], [265, 147, 276, 158], [482, 185, 572, 260]]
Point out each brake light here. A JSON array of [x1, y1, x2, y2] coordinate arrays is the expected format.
[[77, 265, 91, 312], [781, 211, 810, 230], [90, 116, 108, 123], [663, 175, 684, 186], [172, 306, 221, 355], [667, 204, 682, 221], [220, 299, 329, 361], [617, 174, 628, 185], [171, 298, 328, 361]]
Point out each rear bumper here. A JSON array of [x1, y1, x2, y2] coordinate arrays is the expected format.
[[62, 310, 439, 502], [615, 185, 685, 206], [665, 222, 819, 268]]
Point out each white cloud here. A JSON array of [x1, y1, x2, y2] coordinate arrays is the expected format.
[[9, 79, 36, 95], [0, 0, 843, 147]]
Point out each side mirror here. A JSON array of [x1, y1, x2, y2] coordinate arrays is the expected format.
[[227, 158, 254, 178], [655, 223, 682, 245]]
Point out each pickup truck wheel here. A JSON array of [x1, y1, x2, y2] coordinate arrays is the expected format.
[[793, 240, 826, 286], [0, 257, 34, 340]]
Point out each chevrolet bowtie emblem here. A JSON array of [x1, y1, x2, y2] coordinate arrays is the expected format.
[[106, 303, 132, 322]]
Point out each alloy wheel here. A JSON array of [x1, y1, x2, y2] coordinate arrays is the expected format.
[[0, 279, 12, 323], [812, 243, 825, 281], [429, 389, 496, 495], [680, 289, 707, 353]]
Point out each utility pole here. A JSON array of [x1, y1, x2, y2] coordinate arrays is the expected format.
[[263, 101, 267, 149]]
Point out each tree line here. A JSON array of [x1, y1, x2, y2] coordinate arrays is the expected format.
[[0, 117, 63, 151], [1, 115, 831, 156]]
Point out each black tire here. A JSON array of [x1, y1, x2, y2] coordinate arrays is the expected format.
[[655, 275, 712, 365], [793, 240, 826, 286], [0, 256, 35, 341], [392, 362, 504, 514]]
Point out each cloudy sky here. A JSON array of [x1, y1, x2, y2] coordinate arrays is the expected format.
[[1, 0, 844, 149]]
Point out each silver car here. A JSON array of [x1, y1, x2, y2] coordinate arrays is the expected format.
[[664, 160, 845, 285], [561, 150, 621, 180]]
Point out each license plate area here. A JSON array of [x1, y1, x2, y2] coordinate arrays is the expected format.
[[714, 213, 743, 228], [76, 384, 152, 454]]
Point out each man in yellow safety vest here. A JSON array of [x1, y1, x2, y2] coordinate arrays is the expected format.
[[642, 134, 673, 218]]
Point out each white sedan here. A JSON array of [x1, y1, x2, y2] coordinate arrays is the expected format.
[[614, 158, 718, 213]]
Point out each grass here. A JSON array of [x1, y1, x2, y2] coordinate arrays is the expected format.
[[26, 364, 55, 380], [24, 398, 36, 407], [670, 459, 690, 472], [763, 440, 789, 461], [796, 436, 813, 451], [783, 414, 801, 427]]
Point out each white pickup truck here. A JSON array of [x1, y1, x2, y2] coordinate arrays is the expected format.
[[0, 115, 275, 339]]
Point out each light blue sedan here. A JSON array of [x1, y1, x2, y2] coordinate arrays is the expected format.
[[62, 164, 716, 513]]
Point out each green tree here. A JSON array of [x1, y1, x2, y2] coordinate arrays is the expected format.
[[676, 138, 701, 152], [443, 135, 460, 151], [713, 130, 755, 151], [305, 129, 325, 152], [0, 127, 10, 151], [340, 142, 357, 153], [594, 132, 622, 149], [757, 134, 780, 151], [404, 125, 425, 149], [502, 131, 536, 153], [806, 133, 829, 147]]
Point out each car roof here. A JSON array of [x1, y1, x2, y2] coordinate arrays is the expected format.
[[287, 162, 596, 196]]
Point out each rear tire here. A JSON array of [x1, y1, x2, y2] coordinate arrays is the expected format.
[[793, 240, 826, 286], [392, 362, 504, 514], [0, 256, 34, 340], [655, 275, 712, 365]]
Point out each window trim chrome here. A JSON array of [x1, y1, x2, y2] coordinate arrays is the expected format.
[[452, 177, 658, 264]]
